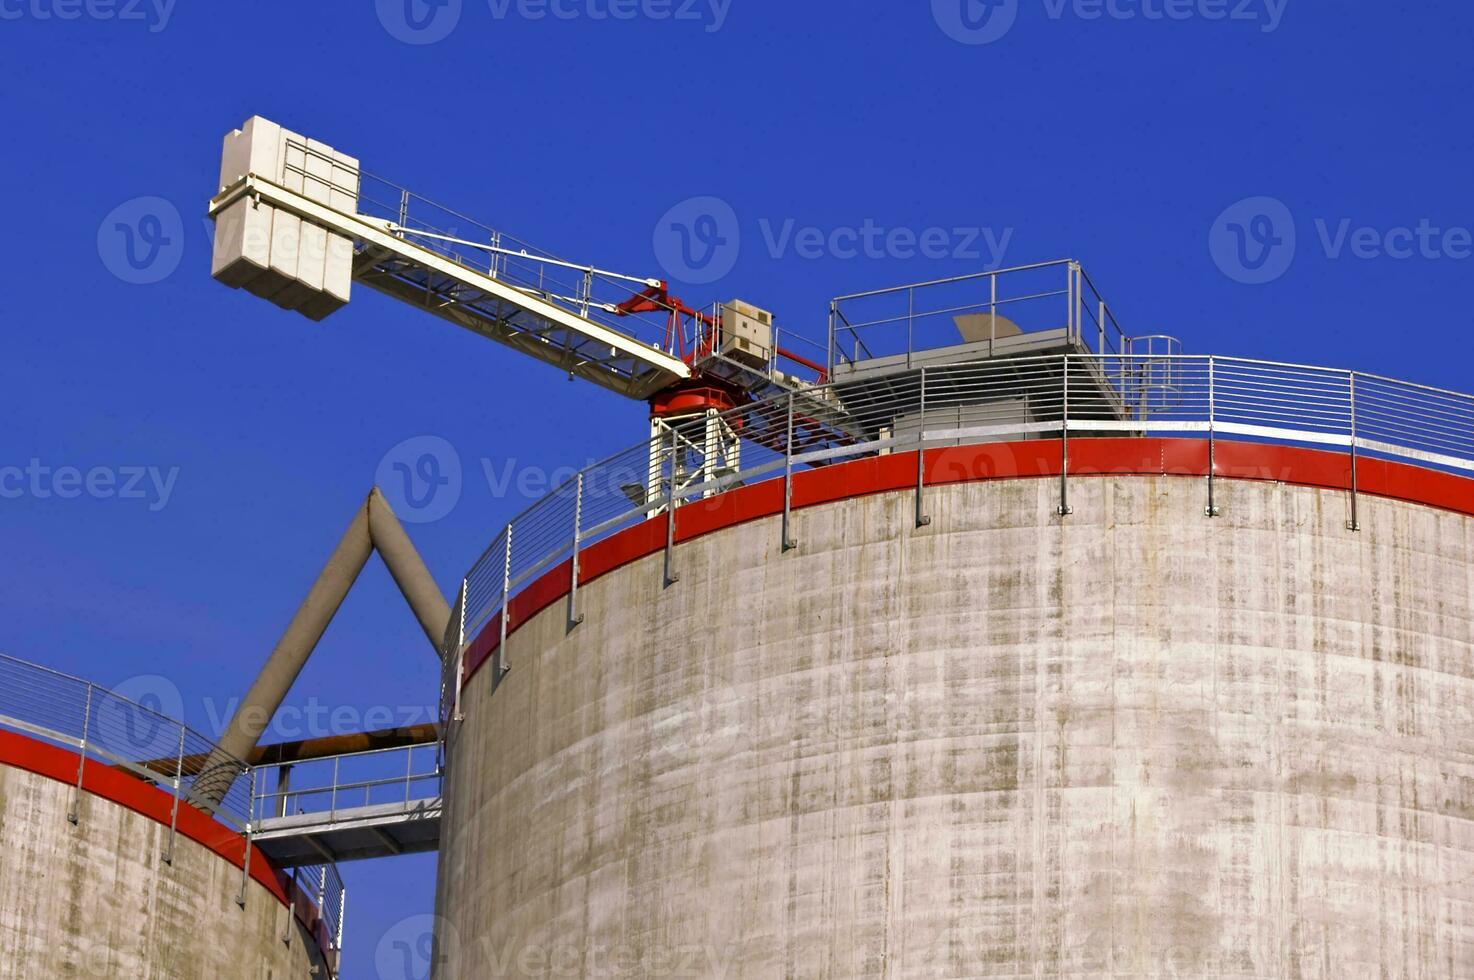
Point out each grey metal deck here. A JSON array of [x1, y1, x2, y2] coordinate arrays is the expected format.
[[253, 797, 441, 866]]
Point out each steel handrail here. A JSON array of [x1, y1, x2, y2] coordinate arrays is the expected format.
[[0, 652, 350, 966], [453, 352, 1474, 657]]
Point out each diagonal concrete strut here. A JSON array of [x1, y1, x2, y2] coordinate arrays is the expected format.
[[195, 488, 449, 808]]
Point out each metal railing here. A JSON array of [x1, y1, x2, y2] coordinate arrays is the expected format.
[[289, 861, 347, 966], [827, 259, 1132, 372], [0, 653, 349, 967], [250, 740, 442, 826], [0, 654, 253, 842], [357, 170, 673, 348], [446, 353, 1474, 671]]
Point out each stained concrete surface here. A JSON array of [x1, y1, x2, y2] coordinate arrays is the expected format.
[[436, 475, 1474, 978], [0, 762, 319, 978]]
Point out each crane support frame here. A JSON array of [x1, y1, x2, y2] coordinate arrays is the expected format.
[[209, 174, 691, 400]]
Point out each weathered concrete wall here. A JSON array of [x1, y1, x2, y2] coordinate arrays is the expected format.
[[436, 475, 1474, 978], [0, 761, 319, 978]]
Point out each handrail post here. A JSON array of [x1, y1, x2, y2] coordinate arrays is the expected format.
[[237, 765, 254, 908], [1066, 262, 1079, 346], [826, 301, 836, 379], [1206, 356, 1221, 517], [497, 525, 512, 680], [915, 367, 931, 528], [568, 473, 586, 628], [782, 392, 799, 551], [164, 724, 186, 864], [990, 272, 999, 358], [451, 579, 468, 724], [276, 764, 293, 819], [335, 881, 347, 953], [906, 287, 914, 370], [68, 685, 93, 824], [1347, 372, 1361, 531], [1058, 354, 1073, 517], [664, 426, 681, 586]]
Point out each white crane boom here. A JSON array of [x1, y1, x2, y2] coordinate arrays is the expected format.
[[208, 116, 691, 400]]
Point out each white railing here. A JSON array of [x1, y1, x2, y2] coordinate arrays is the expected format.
[[827, 259, 1133, 371], [0, 653, 348, 969], [289, 861, 347, 969], [448, 353, 1474, 667], [250, 741, 442, 826]]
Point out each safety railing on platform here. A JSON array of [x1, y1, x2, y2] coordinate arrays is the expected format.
[[356, 169, 680, 359], [250, 740, 442, 826], [0, 652, 349, 966], [289, 861, 347, 969], [0, 653, 253, 841], [449, 353, 1474, 671], [826, 259, 1133, 372]]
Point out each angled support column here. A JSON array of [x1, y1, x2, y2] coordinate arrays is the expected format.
[[196, 488, 449, 808]]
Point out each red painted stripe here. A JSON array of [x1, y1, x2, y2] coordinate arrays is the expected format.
[[0, 728, 336, 958], [462, 437, 1474, 688]]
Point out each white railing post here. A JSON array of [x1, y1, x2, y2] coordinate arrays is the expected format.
[[451, 579, 468, 724], [826, 301, 836, 379], [568, 473, 586, 628], [497, 525, 512, 680], [782, 391, 798, 551], [915, 366, 931, 529], [335, 882, 347, 954], [1206, 356, 1221, 517], [68, 685, 93, 824], [906, 287, 915, 370], [1348, 372, 1361, 531], [989, 273, 999, 357], [1058, 354, 1073, 517], [164, 724, 185, 864], [664, 426, 681, 586], [237, 765, 255, 908]]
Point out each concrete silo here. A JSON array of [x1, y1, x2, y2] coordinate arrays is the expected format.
[[195, 118, 1474, 976], [0, 659, 344, 978], [428, 267, 1474, 978]]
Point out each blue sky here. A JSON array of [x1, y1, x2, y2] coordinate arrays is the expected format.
[[3, 1, 1473, 976]]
